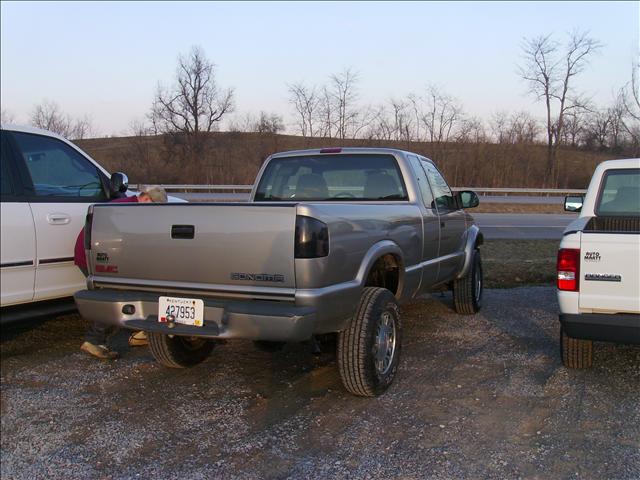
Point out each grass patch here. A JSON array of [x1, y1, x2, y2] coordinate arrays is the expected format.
[[473, 203, 571, 214], [482, 239, 558, 288]]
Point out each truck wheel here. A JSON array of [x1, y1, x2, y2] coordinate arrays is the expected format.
[[337, 287, 402, 397], [560, 327, 593, 368], [453, 248, 483, 315], [147, 332, 214, 368]]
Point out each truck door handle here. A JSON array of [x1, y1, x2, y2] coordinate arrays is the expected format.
[[171, 225, 195, 239], [46, 213, 71, 225]]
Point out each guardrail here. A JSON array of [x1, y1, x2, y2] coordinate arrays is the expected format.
[[130, 184, 252, 192], [455, 187, 586, 195], [132, 184, 587, 195]]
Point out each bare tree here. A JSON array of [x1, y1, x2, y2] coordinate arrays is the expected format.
[[561, 110, 586, 147], [618, 59, 640, 154], [151, 46, 234, 139], [254, 111, 284, 134], [583, 109, 612, 150], [490, 111, 509, 143], [30, 100, 94, 139], [420, 85, 464, 143], [366, 105, 393, 140], [456, 116, 487, 143], [518, 31, 602, 186], [318, 85, 334, 138], [31, 100, 72, 135], [1, 109, 16, 124], [288, 82, 320, 137], [490, 111, 539, 144], [388, 98, 413, 141], [329, 68, 360, 139]]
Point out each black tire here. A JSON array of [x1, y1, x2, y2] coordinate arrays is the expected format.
[[453, 248, 483, 314], [147, 332, 214, 368], [253, 340, 285, 352], [337, 287, 402, 397], [560, 327, 593, 368]]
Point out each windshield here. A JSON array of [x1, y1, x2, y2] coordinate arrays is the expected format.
[[254, 154, 408, 201], [596, 169, 640, 216]]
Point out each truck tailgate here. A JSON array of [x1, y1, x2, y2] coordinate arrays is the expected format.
[[579, 231, 640, 314], [89, 203, 297, 290]]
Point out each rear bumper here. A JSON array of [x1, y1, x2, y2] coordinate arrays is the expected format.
[[74, 289, 318, 341], [559, 313, 640, 345]]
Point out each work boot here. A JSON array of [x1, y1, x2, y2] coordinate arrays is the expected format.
[[80, 341, 119, 360], [128, 331, 148, 347]]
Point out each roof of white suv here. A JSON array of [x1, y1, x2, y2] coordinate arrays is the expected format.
[[1, 123, 69, 141]]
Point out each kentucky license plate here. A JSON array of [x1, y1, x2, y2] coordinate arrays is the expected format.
[[158, 296, 204, 327]]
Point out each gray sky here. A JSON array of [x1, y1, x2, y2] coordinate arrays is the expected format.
[[1, 1, 638, 136]]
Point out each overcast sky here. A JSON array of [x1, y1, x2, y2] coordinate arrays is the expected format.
[[1, 1, 638, 136]]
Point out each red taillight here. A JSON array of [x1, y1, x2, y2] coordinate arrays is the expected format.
[[84, 207, 94, 251], [557, 248, 580, 291], [319, 148, 342, 154]]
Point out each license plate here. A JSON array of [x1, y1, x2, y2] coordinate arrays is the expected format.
[[158, 296, 204, 327]]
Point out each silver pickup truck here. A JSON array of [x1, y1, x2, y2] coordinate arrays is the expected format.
[[75, 148, 483, 396]]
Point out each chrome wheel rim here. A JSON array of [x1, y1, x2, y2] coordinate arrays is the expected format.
[[474, 262, 483, 304], [374, 311, 397, 376]]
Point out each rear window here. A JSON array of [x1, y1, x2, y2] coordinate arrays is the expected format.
[[254, 154, 408, 201], [596, 169, 640, 216]]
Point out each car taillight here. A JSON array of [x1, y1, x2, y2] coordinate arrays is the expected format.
[[557, 248, 580, 291], [295, 216, 329, 258], [84, 207, 94, 250]]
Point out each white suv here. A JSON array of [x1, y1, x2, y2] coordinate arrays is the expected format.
[[0, 125, 130, 323], [558, 158, 640, 367]]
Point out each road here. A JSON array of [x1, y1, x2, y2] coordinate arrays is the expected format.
[[169, 192, 576, 239], [2, 287, 638, 479], [172, 193, 568, 205], [474, 213, 576, 240]]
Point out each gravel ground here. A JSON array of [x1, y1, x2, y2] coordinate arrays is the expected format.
[[1, 286, 639, 479]]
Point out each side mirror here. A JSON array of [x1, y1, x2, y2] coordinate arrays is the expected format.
[[458, 190, 479, 209], [564, 195, 583, 212], [109, 172, 129, 198]]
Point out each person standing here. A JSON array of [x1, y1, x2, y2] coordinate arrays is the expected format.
[[75, 186, 167, 359]]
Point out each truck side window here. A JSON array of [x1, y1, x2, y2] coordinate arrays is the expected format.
[[422, 161, 457, 211], [1, 133, 16, 197], [11, 132, 107, 202], [408, 155, 435, 209]]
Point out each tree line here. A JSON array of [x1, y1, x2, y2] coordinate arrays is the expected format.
[[3, 31, 639, 188]]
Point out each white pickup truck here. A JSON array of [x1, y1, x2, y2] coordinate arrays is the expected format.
[[558, 158, 640, 367], [0, 125, 131, 324]]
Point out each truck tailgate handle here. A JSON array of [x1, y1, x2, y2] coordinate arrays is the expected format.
[[171, 225, 195, 239]]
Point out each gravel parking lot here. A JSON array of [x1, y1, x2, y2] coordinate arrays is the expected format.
[[2, 286, 639, 479]]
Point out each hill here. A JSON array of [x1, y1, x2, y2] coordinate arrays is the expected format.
[[75, 132, 616, 188]]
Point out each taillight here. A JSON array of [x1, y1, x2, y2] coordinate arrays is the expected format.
[[295, 216, 329, 258], [84, 207, 94, 250], [557, 248, 580, 291]]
